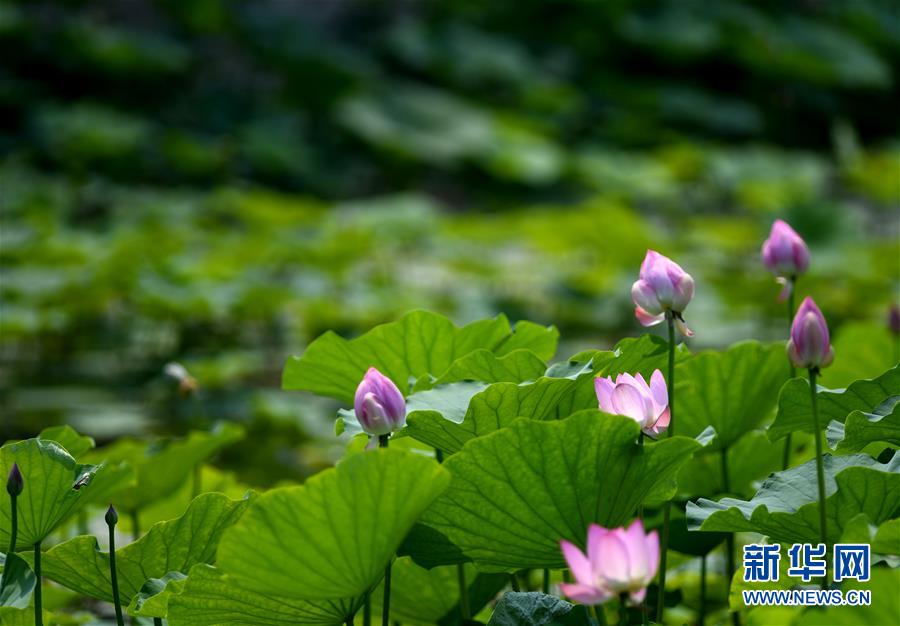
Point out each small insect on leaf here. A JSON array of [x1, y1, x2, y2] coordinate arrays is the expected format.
[[72, 474, 91, 490]]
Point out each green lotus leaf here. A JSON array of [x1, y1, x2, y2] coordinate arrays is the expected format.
[[798, 567, 899, 625], [368, 557, 506, 625], [487, 592, 589, 626], [826, 400, 900, 453], [419, 412, 702, 571], [217, 448, 450, 599], [83, 422, 244, 511], [167, 564, 362, 626], [687, 454, 900, 543], [416, 348, 548, 391], [492, 320, 559, 362], [38, 492, 249, 616], [0, 555, 34, 609], [37, 425, 95, 458], [676, 341, 790, 448], [678, 431, 782, 499], [768, 365, 899, 441], [282, 311, 554, 401], [820, 322, 896, 389], [873, 518, 900, 557], [127, 571, 187, 617], [0, 439, 124, 549]]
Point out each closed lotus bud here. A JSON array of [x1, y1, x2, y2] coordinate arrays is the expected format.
[[595, 370, 669, 438], [354, 367, 406, 436], [787, 297, 834, 370], [105, 504, 119, 527], [761, 219, 810, 301], [631, 250, 695, 336], [559, 519, 660, 606], [6, 463, 23, 497], [889, 303, 900, 336]]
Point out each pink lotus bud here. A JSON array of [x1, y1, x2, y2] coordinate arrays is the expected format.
[[787, 297, 834, 370], [559, 519, 660, 606], [631, 250, 694, 337], [353, 367, 406, 436], [889, 303, 900, 336], [761, 220, 809, 301], [595, 370, 669, 438]]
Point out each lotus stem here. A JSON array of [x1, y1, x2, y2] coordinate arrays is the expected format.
[[655, 312, 676, 624], [458, 564, 470, 618], [808, 367, 829, 588], [154, 619, 163, 626], [7, 486, 16, 554], [619, 593, 628, 626], [699, 554, 707, 626], [363, 594, 371, 626], [34, 541, 43, 626], [721, 450, 739, 626], [542, 568, 550, 594], [378, 435, 391, 626], [131, 510, 141, 542], [592, 604, 607, 626], [782, 281, 796, 470], [106, 506, 125, 626], [510, 573, 520, 592]]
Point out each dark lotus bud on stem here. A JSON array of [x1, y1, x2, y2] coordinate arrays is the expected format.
[[105, 505, 119, 527], [6, 463, 23, 497]]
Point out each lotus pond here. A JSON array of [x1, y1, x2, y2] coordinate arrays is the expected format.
[[2, 1, 900, 625]]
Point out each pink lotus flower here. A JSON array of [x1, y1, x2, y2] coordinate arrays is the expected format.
[[631, 250, 695, 337], [354, 367, 406, 436], [595, 370, 669, 438], [787, 297, 834, 370], [761, 219, 810, 302], [559, 520, 660, 606]]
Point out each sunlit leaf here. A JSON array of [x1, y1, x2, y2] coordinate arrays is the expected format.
[[419, 412, 702, 571], [768, 365, 899, 441], [826, 400, 900, 453], [217, 449, 450, 599], [487, 591, 589, 626], [687, 454, 900, 543], [0, 555, 34, 609]]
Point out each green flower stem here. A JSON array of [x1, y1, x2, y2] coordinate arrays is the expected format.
[[108, 516, 125, 626], [720, 449, 739, 626], [131, 510, 141, 542], [655, 312, 676, 624], [345, 618, 354, 626], [542, 568, 550, 594], [619, 594, 628, 626], [592, 604, 607, 626], [457, 564, 471, 618], [154, 619, 163, 626], [510, 573, 520, 591], [808, 367, 829, 588], [34, 541, 43, 626], [699, 554, 707, 626], [378, 434, 391, 626], [7, 491, 16, 554], [782, 280, 796, 470], [363, 594, 371, 626]]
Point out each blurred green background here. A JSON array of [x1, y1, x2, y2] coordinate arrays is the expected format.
[[1, 0, 898, 484]]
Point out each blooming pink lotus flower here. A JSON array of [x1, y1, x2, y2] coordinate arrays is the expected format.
[[354, 367, 406, 436], [559, 520, 660, 606], [595, 370, 669, 438], [631, 250, 695, 337], [761, 219, 810, 302], [787, 297, 834, 370]]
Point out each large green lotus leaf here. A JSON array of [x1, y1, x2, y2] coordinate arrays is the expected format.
[[486, 592, 589, 626], [84, 423, 244, 511], [37, 425, 95, 458], [406, 376, 582, 454], [282, 311, 552, 401], [826, 400, 900, 453], [677, 431, 782, 499], [127, 571, 186, 618], [217, 448, 450, 599], [676, 341, 790, 448], [416, 349, 548, 390], [492, 321, 559, 362], [686, 454, 900, 543], [0, 555, 34, 609], [820, 322, 896, 389], [0, 439, 124, 550], [397, 523, 470, 569], [167, 564, 362, 626], [873, 518, 900, 556], [419, 412, 702, 571], [38, 492, 249, 613], [768, 365, 899, 441], [368, 557, 506, 625], [406, 335, 685, 456]]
